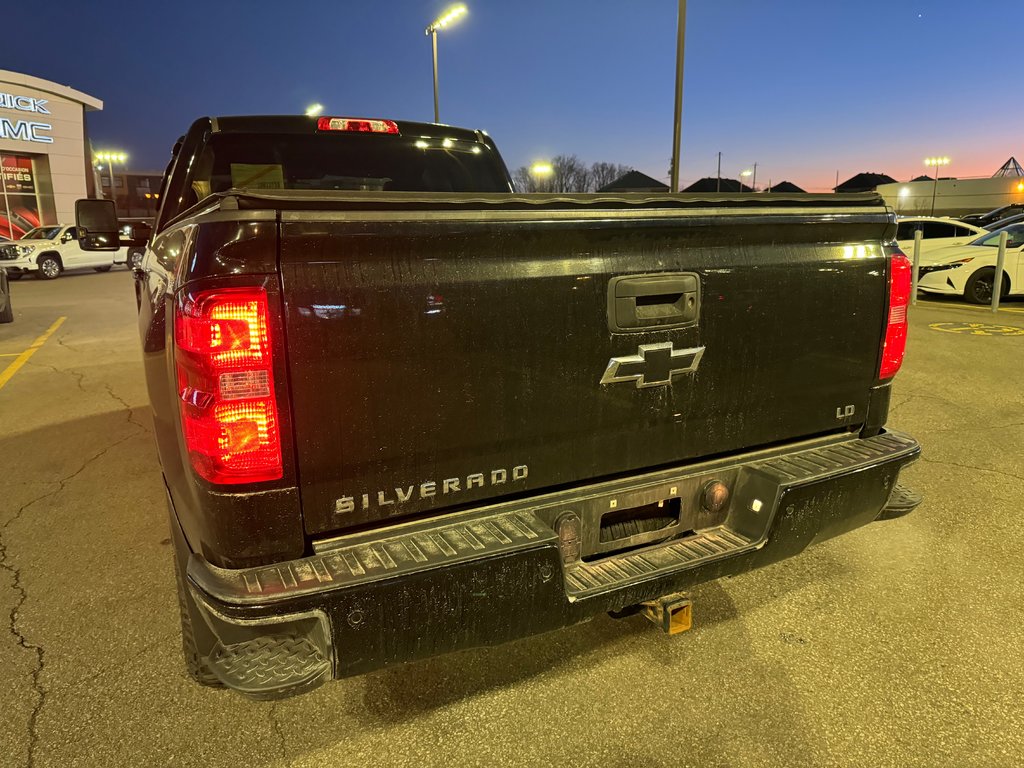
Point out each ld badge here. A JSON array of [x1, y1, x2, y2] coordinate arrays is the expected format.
[[600, 342, 704, 389]]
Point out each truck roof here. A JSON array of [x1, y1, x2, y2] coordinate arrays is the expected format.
[[208, 115, 489, 144]]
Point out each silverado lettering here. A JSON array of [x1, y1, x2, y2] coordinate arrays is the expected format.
[[334, 465, 530, 514]]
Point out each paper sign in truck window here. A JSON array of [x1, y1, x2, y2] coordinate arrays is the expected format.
[[230, 164, 285, 190]]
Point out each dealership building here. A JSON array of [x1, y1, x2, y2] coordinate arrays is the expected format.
[[0, 70, 101, 240]]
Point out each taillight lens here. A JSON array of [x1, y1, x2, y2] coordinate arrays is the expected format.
[[879, 253, 912, 379], [175, 287, 283, 483]]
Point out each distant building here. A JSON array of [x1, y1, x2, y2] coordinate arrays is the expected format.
[[598, 170, 668, 193], [878, 157, 1024, 217], [681, 177, 751, 193], [0, 69, 102, 239], [834, 172, 898, 193], [992, 157, 1024, 177], [97, 170, 163, 217], [766, 180, 805, 193]]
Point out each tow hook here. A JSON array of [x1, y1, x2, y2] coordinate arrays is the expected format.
[[640, 592, 693, 635]]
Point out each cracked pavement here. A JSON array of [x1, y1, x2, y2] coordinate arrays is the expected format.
[[1, 272, 1022, 767]]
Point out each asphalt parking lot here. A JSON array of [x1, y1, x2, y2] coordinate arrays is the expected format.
[[1, 270, 1023, 768]]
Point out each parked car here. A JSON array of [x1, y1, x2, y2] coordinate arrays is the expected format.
[[917, 223, 1024, 303], [895, 217, 987, 257], [959, 203, 1024, 228], [0, 224, 122, 279], [977, 211, 1024, 231], [0, 267, 12, 323], [76, 114, 920, 700]]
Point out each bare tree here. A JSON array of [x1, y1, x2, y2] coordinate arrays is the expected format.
[[513, 157, 633, 193], [590, 162, 632, 192], [548, 155, 591, 193], [512, 166, 536, 193]]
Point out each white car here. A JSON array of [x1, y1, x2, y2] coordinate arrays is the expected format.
[[895, 217, 988, 258], [916, 224, 1024, 303], [0, 225, 122, 280]]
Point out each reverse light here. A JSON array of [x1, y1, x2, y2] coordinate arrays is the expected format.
[[317, 116, 400, 134], [879, 253, 913, 380], [175, 287, 283, 483]]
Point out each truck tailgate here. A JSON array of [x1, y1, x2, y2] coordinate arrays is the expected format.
[[277, 196, 892, 536]]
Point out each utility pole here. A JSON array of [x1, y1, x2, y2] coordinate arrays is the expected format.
[[670, 0, 686, 193], [751, 162, 758, 192], [716, 151, 721, 192], [430, 30, 439, 123]]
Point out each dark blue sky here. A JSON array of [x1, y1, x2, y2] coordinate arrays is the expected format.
[[3, 0, 1018, 190]]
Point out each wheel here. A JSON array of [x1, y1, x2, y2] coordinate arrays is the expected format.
[[7, 272, 23, 281], [0, 288, 12, 324], [127, 251, 144, 270], [173, 554, 225, 689], [964, 267, 1009, 304], [36, 254, 61, 280], [93, 265, 112, 273]]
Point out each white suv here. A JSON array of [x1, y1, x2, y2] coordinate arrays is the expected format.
[[0, 225, 122, 280]]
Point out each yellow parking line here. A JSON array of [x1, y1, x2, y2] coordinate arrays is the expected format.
[[0, 317, 67, 392], [0, 352, 21, 357], [916, 301, 1024, 314]]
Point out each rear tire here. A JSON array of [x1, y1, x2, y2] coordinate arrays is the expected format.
[[173, 554, 225, 689], [0, 294, 12, 323], [964, 267, 1009, 304], [7, 272, 22, 281], [127, 251, 143, 270], [36, 254, 61, 280], [93, 265, 112, 273]]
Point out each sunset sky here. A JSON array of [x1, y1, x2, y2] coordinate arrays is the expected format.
[[4, 0, 1018, 191]]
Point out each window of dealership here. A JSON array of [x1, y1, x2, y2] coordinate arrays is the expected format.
[[0, 70, 102, 240]]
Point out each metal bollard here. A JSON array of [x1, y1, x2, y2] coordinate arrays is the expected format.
[[992, 230, 1007, 312], [911, 229, 922, 306]]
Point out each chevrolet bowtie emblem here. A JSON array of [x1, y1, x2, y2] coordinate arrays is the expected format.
[[600, 342, 705, 389]]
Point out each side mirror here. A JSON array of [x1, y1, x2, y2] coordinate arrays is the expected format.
[[74, 198, 120, 251]]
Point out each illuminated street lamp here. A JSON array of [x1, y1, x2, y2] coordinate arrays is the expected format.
[[924, 156, 950, 216], [94, 151, 128, 203], [425, 4, 468, 123], [529, 162, 553, 192], [739, 169, 752, 192], [305, 103, 324, 117]]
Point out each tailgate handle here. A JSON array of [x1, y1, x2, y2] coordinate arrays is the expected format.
[[608, 274, 699, 331]]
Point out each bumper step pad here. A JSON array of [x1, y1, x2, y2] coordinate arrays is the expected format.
[[565, 526, 754, 598], [877, 483, 923, 520]]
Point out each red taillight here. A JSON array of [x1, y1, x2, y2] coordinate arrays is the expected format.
[[175, 287, 283, 484], [316, 116, 400, 134], [879, 253, 912, 379]]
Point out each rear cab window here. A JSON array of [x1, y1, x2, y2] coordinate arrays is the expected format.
[[184, 131, 511, 209]]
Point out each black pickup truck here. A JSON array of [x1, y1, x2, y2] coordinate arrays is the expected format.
[[78, 115, 920, 699]]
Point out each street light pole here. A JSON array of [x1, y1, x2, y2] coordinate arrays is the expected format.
[[670, 0, 686, 193], [925, 156, 950, 216], [430, 30, 439, 123], [425, 5, 467, 124], [96, 151, 127, 207]]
